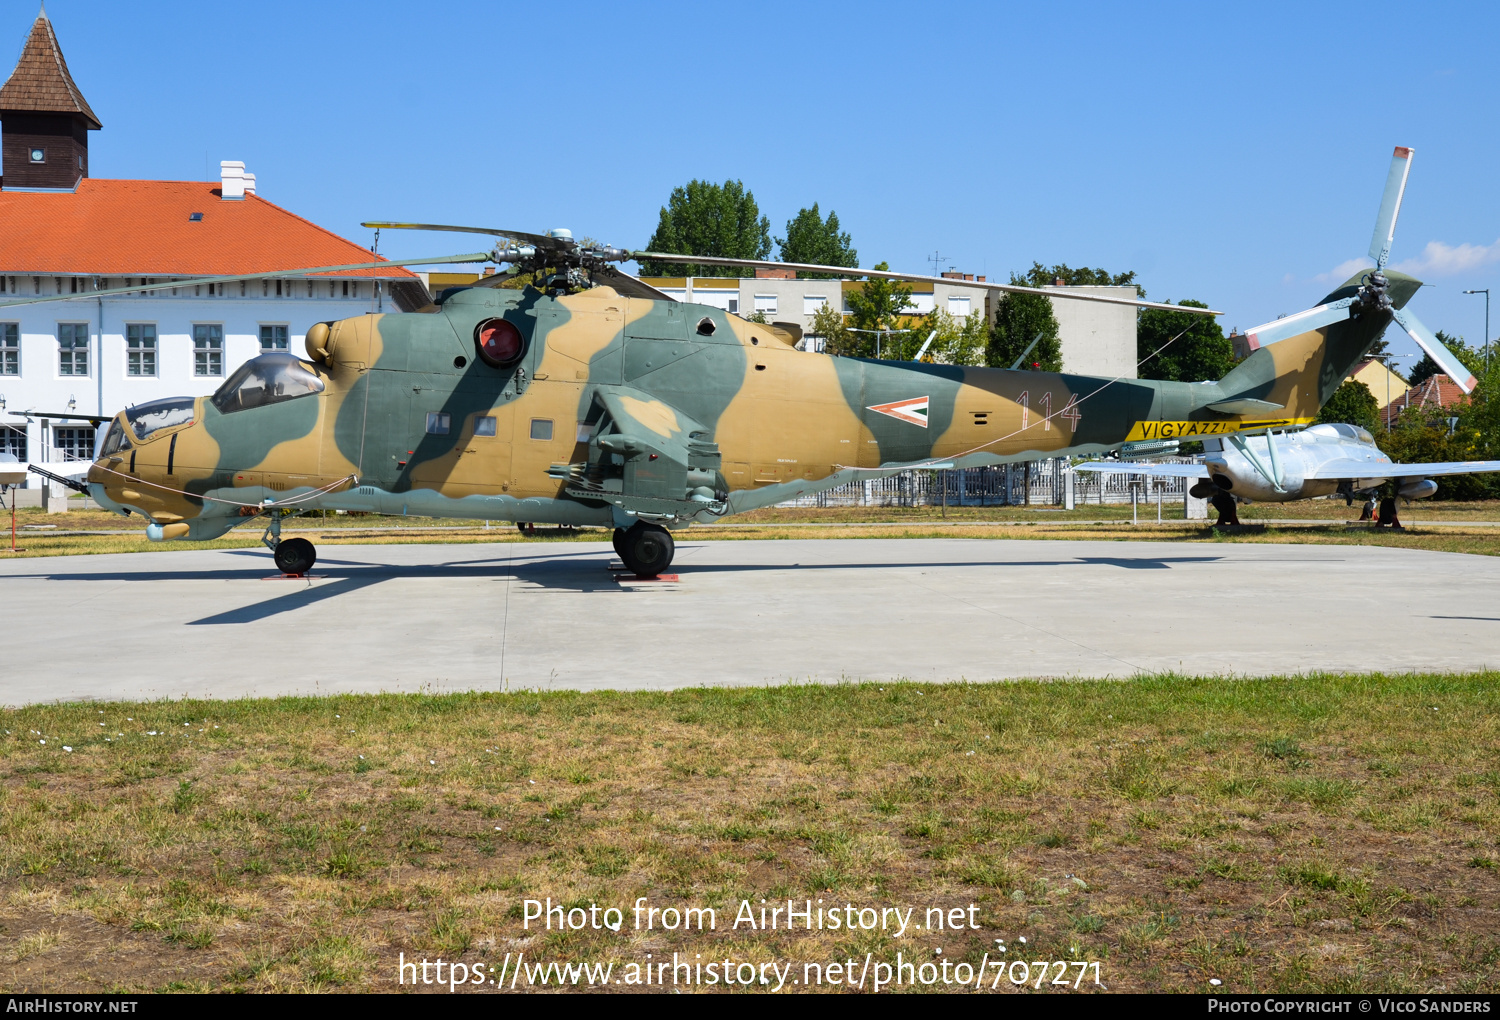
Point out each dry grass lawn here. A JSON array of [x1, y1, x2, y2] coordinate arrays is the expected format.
[[2, 674, 1498, 993], [6, 500, 1500, 560]]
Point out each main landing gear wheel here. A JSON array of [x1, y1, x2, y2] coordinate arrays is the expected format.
[[618, 522, 674, 578], [611, 528, 627, 558], [274, 537, 316, 576]]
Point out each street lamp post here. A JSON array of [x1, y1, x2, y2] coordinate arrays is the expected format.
[[1372, 353, 1413, 429], [1462, 288, 1490, 373]]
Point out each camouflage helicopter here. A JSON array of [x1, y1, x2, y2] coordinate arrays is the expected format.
[[13, 147, 1469, 578]]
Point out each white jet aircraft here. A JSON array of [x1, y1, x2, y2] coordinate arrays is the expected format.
[[1076, 423, 1500, 519]]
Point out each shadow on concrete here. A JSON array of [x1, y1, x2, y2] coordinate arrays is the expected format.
[[11, 548, 1330, 627]]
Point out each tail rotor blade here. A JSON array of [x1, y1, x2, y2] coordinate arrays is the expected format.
[[1392, 306, 1477, 393], [1243, 298, 1354, 350], [1368, 146, 1414, 270]]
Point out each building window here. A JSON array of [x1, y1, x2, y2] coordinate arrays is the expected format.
[[58, 323, 89, 376], [530, 418, 553, 441], [426, 412, 451, 435], [260, 325, 289, 352], [948, 296, 972, 317], [474, 415, 497, 437], [53, 426, 95, 462], [754, 294, 777, 314], [0, 424, 24, 461], [126, 324, 157, 377], [727, 298, 738, 314], [0, 323, 17, 376], [193, 324, 223, 376], [803, 295, 827, 316]]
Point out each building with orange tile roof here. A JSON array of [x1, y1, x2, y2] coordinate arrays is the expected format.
[[1381, 374, 1470, 429], [0, 10, 424, 492]]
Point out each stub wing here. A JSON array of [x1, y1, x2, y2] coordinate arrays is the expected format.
[[1072, 462, 1207, 479], [1308, 458, 1500, 480]]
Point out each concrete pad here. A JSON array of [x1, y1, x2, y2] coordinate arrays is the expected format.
[[0, 538, 1496, 705]]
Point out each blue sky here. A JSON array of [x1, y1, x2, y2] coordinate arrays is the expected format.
[[10, 0, 1500, 363]]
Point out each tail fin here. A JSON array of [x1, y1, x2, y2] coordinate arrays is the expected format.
[[1210, 269, 1420, 422]]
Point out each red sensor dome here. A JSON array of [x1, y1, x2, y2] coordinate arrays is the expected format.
[[475, 318, 523, 367]]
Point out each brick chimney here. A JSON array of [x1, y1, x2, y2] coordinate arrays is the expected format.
[[755, 266, 795, 279], [0, 9, 102, 190]]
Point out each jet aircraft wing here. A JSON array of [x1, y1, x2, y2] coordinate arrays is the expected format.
[[1308, 459, 1500, 480]]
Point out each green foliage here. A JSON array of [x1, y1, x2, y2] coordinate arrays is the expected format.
[[1408, 331, 1481, 387], [1315, 380, 1380, 435], [914, 308, 989, 366], [1015, 262, 1139, 291], [1375, 357, 1500, 499], [845, 262, 915, 357], [1138, 300, 1234, 382], [638, 179, 771, 277], [809, 302, 857, 356], [988, 287, 1060, 371], [775, 204, 857, 276]]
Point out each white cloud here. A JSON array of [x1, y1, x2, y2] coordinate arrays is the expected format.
[[1313, 258, 1373, 285], [1392, 238, 1500, 277]]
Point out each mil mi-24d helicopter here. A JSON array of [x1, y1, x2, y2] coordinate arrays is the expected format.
[[7, 146, 1476, 577]]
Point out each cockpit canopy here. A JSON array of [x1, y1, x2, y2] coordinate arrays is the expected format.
[[1306, 422, 1375, 445], [211, 353, 326, 415], [124, 396, 195, 443]]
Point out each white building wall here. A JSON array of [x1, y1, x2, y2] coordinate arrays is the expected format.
[[0, 278, 391, 483], [1045, 285, 1138, 379]]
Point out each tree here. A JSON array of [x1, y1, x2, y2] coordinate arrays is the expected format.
[[1016, 262, 1140, 292], [809, 302, 859, 356], [844, 262, 915, 358], [988, 284, 1060, 371], [1315, 379, 1381, 434], [1137, 299, 1234, 382], [638, 180, 771, 277], [912, 308, 988, 366], [1407, 330, 1480, 387], [775, 204, 857, 276]]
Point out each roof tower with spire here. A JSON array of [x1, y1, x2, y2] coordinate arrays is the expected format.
[[1, 6, 101, 190]]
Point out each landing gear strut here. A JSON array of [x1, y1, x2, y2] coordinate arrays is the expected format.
[[616, 521, 674, 578], [1210, 492, 1241, 527], [261, 508, 317, 576]]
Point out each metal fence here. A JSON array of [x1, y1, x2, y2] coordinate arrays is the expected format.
[[775, 458, 1203, 508]]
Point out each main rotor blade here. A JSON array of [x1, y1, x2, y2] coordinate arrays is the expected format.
[[1392, 306, 1477, 393], [362, 221, 568, 251], [630, 252, 1221, 315], [0, 253, 492, 308], [1242, 298, 1354, 350], [1368, 146, 1414, 270], [589, 265, 679, 302]]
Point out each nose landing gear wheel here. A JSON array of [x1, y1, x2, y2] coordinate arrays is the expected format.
[[274, 537, 316, 576], [618, 522, 674, 578]]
